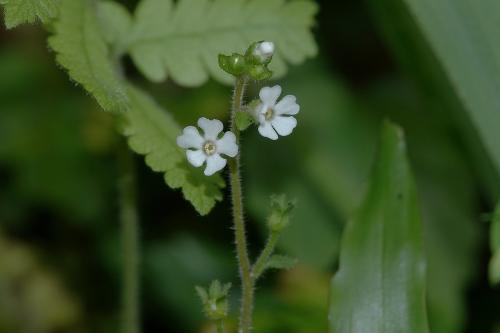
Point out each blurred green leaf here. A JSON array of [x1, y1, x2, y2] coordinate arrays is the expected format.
[[122, 84, 225, 215], [366, 0, 486, 326], [97, 0, 132, 54], [125, 0, 318, 85], [398, 0, 500, 178], [0, 0, 59, 29], [329, 121, 428, 333], [490, 203, 500, 284], [144, 234, 233, 330], [367, 79, 480, 333], [0, 49, 112, 223], [48, 0, 129, 113]]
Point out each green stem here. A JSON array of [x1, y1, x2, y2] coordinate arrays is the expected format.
[[216, 320, 226, 333], [252, 231, 280, 280], [118, 144, 140, 333], [229, 76, 254, 333]]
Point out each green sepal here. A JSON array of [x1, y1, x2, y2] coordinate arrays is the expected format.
[[248, 64, 273, 81], [218, 41, 274, 80], [235, 111, 254, 131], [195, 280, 231, 321], [218, 53, 246, 76]]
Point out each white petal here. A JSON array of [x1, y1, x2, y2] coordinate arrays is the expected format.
[[204, 154, 227, 176], [198, 117, 223, 141], [259, 41, 275, 56], [177, 126, 204, 149], [216, 131, 239, 157], [259, 85, 282, 106], [258, 122, 278, 140], [272, 116, 297, 136], [275, 95, 299, 115], [186, 149, 206, 167], [255, 41, 275, 60]]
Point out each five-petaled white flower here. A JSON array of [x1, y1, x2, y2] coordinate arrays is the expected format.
[[177, 118, 238, 176], [256, 85, 300, 140]]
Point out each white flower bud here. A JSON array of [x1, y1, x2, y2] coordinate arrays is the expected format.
[[254, 41, 275, 62]]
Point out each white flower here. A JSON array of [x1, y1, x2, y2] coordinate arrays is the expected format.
[[177, 118, 238, 176], [256, 85, 300, 140], [253, 41, 275, 62]]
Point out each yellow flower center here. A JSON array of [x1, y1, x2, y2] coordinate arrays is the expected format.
[[264, 107, 274, 121], [203, 141, 217, 156]]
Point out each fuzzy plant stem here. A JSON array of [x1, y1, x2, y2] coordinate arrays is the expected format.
[[252, 231, 280, 280], [228, 76, 254, 333], [118, 144, 140, 333]]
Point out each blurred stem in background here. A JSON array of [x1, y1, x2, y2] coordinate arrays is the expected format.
[[118, 143, 140, 333], [217, 319, 226, 333], [228, 76, 254, 333]]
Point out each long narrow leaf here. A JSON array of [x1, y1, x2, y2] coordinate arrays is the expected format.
[[329, 121, 428, 333]]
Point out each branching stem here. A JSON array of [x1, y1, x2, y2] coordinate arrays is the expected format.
[[228, 76, 254, 333], [252, 231, 280, 280]]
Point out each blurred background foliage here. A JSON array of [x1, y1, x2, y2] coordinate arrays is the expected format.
[[1, 0, 500, 332]]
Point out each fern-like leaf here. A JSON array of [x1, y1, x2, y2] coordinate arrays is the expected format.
[[0, 0, 59, 29], [125, 0, 318, 86], [48, 0, 128, 113], [123, 84, 225, 215]]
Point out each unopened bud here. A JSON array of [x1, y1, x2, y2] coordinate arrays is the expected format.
[[246, 41, 275, 65], [254, 41, 275, 63]]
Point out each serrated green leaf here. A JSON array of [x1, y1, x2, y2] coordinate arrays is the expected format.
[[329, 121, 428, 333], [1, 0, 59, 29], [265, 254, 297, 271], [125, 0, 318, 86], [48, 0, 128, 113], [122, 84, 225, 215], [97, 1, 132, 55]]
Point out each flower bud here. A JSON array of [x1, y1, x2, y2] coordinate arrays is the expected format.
[[195, 281, 231, 321], [245, 41, 275, 65], [267, 194, 295, 232]]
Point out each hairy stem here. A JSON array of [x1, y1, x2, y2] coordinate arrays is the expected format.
[[252, 231, 280, 280], [229, 76, 254, 333], [118, 144, 140, 333]]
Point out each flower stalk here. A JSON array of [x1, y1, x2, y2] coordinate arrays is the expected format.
[[228, 76, 254, 333], [252, 231, 281, 280]]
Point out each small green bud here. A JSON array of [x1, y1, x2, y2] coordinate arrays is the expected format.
[[267, 194, 296, 232], [195, 280, 231, 321], [235, 111, 254, 131], [248, 64, 273, 81], [218, 41, 275, 80], [218, 53, 246, 76]]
